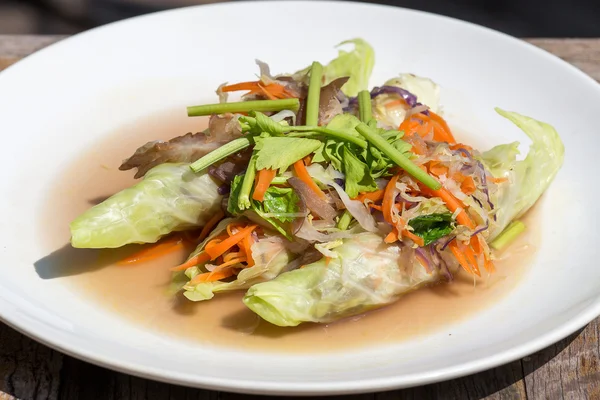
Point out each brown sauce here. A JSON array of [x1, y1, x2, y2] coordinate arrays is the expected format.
[[38, 109, 540, 353]]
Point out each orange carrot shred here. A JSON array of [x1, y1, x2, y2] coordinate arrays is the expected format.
[[460, 176, 477, 195], [402, 229, 425, 247], [205, 225, 257, 260], [463, 245, 481, 277], [420, 185, 476, 229], [293, 160, 327, 199], [429, 161, 449, 177], [490, 177, 508, 184], [170, 251, 211, 271], [119, 236, 185, 266], [383, 174, 400, 224], [353, 189, 385, 203], [384, 228, 399, 243], [239, 233, 255, 267], [198, 210, 225, 242], [448, 241, 473, 274], [252, 169, 277, 202]]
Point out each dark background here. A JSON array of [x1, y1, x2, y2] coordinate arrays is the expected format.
[[0, 0, 599, 36]]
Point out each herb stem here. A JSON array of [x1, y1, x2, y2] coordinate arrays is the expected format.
[[287, 127, 367, 148], [337, 210, 353, 230], [189, 137, 252, 173], [358, 90, 372, 122], [491, 220, 525, 250], [238, 154, 258, 210], [305, 62, 323, 126], [187, 99, 299, 117], [355, 123, 441, 190]]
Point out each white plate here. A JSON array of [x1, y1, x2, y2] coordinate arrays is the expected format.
[[0, 1, 598, 395]]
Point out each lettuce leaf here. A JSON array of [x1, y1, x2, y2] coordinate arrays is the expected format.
[[243, 233, 440, 326], [295, 39, 375, 97], [481, 109, 565, 238], [70, 163, 222, 248]]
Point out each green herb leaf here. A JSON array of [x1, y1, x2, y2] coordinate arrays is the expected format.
[[227, 174, 245, 216], [254, 137, 322, 172], [239, 111, 287, 135], [408, 213, 455, 246], [261, 187, 300, 223], [342, 146, 378, 198]]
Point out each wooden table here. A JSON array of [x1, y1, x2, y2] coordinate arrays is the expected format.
[[1, 35, 599, 400]]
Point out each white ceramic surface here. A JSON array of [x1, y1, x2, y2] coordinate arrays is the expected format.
[[0, 1, 598, 395]]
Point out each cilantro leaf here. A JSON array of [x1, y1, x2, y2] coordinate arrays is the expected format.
[[408, 213, 455, 245], [254, 137, 322, 172], [239, 111, 287, 135], [342, 146, 378, 197]]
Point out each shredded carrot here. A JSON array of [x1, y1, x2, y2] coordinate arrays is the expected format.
[[221, 81, 295, 99], [460, 176, 477, 195], [354, 189, 385, 203], [412, 113, 456, 143], [448, 241, 472, 274], [239, 233, 255, 267], [470, 235, 482, 254], [118, 237, 185, 265], [384, 228, 399, 243], [429, 161, 449, 177], [252, 169, 277, 202], [463, 245, 481, 276], [428, 111, 456, 143], [198, 210, 225, 242], [490, 177, 508, 184], [170, 251, 211, 271], [303, 155, 313, 166], [450, 143, 474, 153], [293, 160, 327, 199], [190, 265, 238, 284], [385, 98, 407, 109], [205, 225, 257, 260], [382, 174, 400, 224], [402, 229, 425, 247], [420, 185, 476, 229], [484, 255, 496, 273], [369, 204, 383, 211], [205, 236, 225, 252]]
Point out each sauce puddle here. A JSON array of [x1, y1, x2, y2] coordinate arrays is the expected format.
[[39, 109, 540, 353]]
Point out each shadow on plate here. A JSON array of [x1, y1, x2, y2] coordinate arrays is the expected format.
[[34, 243, 137, 279]]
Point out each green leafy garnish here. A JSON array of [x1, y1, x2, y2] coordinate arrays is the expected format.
[[408, 213, 455, 245], [342, 146, 378, 197], [261, 187, 301, 223], [254, 137, 322, 172], [227, 173, 297, 240]]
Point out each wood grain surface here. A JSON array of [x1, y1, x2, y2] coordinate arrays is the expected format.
[[1, 35, 599, 400]]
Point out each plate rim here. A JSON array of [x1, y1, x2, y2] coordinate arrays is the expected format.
[[1, 0, 599, 394]]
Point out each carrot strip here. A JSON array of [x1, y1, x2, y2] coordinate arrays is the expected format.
[[118, 237, 184, 265], [428, 111, 456, 143], [190, 269, 236, 283], [420, 185, 476, 229], [402, 229, 425, 247], [257, 83, 277, 100], [429, 161, 449, 177], [223, 251, 244, 262], [205, 225, 257, 260], [369, 204, 383, 211], [353, 189, 385, 203], [221, 81, 295, 99], [384, 228, 399, 243], [252, 169, 277, 201], [198, 210, 225, 242], [293, 160, 327, 199], [460, 176, 476, 195], [221, 81, 260, 92], [448, 241, 473, 274], [490, 177, 508, 184], [170, 251, 211, 271], [463, 245, 481, 276], [303, 155, 313, 166], [239, 233, 255, 267], [470, 235, 482, 254], [382, 174, 400, 224]]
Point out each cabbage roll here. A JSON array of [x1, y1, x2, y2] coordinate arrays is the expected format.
[[70, 163, 222, 248], [244, 233, 442, 327]]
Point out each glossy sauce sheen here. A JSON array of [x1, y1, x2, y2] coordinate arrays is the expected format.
[[41, 110, 540, 353]]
